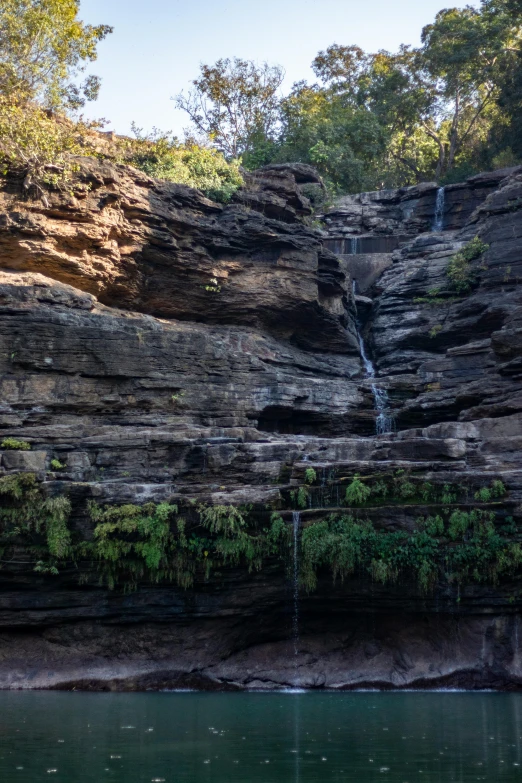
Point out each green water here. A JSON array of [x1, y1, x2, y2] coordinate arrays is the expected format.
[[1, 692, 522, 782]]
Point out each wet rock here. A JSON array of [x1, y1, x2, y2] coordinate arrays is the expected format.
[[0, 161, 521, 691]]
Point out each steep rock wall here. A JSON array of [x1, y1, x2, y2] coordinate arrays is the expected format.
[[0, 161, 521, 691]]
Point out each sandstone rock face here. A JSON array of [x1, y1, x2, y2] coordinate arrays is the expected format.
[[0, 160, 522, 691]]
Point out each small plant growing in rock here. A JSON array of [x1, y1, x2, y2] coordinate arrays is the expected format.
[[474, 480, 506, 502], [50, 459, 65, 471], [440, 483, 457, 504], [304, 468, 317, 485], [290, 486, 309, 509], [429, 324, 443, 338], [447, 236, 489, 293], [204, 277, 221, 293], [345, 474, 371, 505], [1, 438, 31, 451], [34, 561, 60, 575]]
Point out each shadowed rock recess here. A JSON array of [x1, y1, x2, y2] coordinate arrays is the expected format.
[[0, 159, 522, 691]]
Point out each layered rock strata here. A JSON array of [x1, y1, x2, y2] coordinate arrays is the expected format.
[[0, 160, 521, 690]]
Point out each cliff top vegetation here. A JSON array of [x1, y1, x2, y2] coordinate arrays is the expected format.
[[1, 0, 522, 200]]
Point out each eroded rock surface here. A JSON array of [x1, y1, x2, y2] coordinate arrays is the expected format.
[[0, 160, 522, 691]]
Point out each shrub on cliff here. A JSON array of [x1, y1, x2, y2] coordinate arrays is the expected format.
[[0, 1, 111, 199], [0, 99, 83, 200], [121, 127, 243, 203], [447, 236, 489, 293], [1, 437, 31, 450]]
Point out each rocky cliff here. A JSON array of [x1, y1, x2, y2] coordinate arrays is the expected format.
[[0, 159, 521, 691]]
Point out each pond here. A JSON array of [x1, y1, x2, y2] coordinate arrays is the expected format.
[[0, 691, 521, 782]]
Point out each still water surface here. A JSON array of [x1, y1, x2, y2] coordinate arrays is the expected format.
[[1, 691, 522, 782]]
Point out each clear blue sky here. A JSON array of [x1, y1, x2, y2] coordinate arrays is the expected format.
[[79, 0, 480, 136]]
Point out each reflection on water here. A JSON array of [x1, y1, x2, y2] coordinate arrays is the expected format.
[[0, 691, 522, 782]]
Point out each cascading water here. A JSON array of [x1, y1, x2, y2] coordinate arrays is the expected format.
[[350, 236, 360, 255], [432, 186, 445, 231], [292, 511, 301, 657], [358, 332, 394, 434], [353, 281, 394, 434]]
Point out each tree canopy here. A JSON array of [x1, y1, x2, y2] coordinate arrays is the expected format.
[[0, 0, 112, 109], [174, 58, 284, 160], [2, 0, 522, 199], [176, 0, 522, 193]]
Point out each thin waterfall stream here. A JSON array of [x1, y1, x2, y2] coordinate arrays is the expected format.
[[292, 511, 301, 657], [433, 186, 445, 231], [291, 510, 302, 778], [353, 282, 394, 434]]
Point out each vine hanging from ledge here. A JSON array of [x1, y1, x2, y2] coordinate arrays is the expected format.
[[0, 472, 519, 596]]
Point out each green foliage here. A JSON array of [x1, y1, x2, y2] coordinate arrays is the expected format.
[[199, 504, 247, 537], [44, 496, 71, 558], [304, 468, 317, 485], [492, 480, 507, 497], [429, 324, 443, 338], [1, 438, 31, 450], [50, 459, 65, 471], [85, 501, 290, 591], [300, 504, 521, 594], [413, 296, 461, 306], [447, 237, 489, 293], [173, 2, 522, 191], [0, 472, 71, 563], [0, 0, 112, 109], [122, 127, 243, 202], [337, 472, 467, 507], [0, 471, 516, 597], [290, 486, 309, 509], [345, 474, 371, 506], [474, 479, 506, 502], [391, 470, 417, 500], [273, 80, 388, 193], [0, 1, 107, 200], [87, 501, 184, 589], [204, 277, 222, 292], [0, 99, 85, 200], [174, 58, 284, 159]]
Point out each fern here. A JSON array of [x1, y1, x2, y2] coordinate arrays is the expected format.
[[345, 475, 371, 505]]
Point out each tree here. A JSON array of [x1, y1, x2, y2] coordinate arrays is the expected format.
[[304, 44, 440, 186], [0, 1, 111, 200], [174, 58, 284, 159], [483, 0, 522, 160], [0, 0, 112, 109], [420, 4, 522, 177], [275, 81, 387, 193]]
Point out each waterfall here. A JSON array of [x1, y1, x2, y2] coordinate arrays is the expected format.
[[292, 511, 301, 657], [350, 237, 359, 255], [353, 282, 394, 434], [432, 187, 445, 231], [357, 333, 394, 434]]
